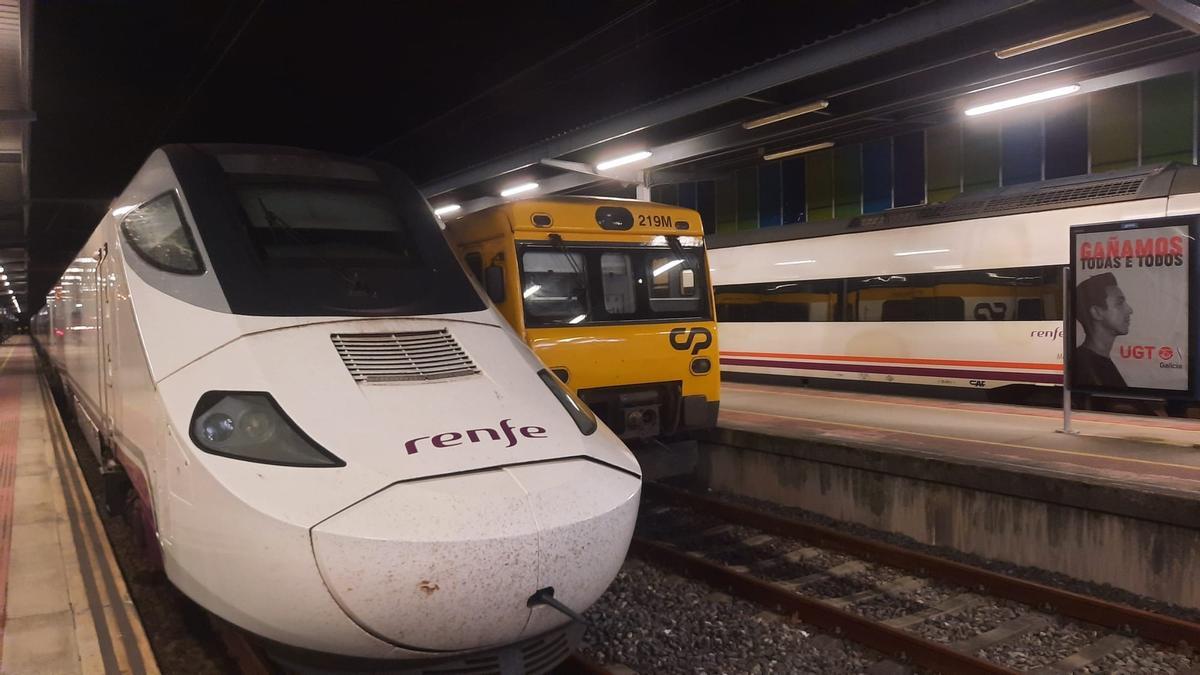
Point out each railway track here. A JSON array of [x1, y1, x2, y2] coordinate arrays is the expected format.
[[623, 482, 1200, 674]]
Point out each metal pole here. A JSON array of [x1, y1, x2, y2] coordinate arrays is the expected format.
[[1059, 265, 1078, 435]]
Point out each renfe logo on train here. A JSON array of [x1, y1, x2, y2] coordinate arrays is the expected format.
[[404, 419, 548, 454]]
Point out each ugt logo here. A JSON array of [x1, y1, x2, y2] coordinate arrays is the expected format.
[[669, 327, 713, 355]]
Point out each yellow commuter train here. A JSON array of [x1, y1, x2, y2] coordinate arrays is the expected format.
[[445, 196, 719, 439]]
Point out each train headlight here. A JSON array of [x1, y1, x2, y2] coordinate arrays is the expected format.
[[537, 369, 597, 435], [200, 413, 235, 443], [189, 392, 344, 467]]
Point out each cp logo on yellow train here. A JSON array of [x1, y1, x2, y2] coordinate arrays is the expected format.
[[669, 327, 713, 355]]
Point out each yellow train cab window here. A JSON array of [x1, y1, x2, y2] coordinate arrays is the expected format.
[[649, 254, 701, 312], [600, 252, 636, 315]]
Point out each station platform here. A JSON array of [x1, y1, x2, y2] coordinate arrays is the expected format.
[[702, 380, 1200, 608], [0, 338, 157, 674]]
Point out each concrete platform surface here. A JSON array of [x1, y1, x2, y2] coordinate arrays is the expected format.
[[0, 338, 157, 675], [717, 382, 1200, 528]]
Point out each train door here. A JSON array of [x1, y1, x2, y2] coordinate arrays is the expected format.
[[96, 243, 118, 439]]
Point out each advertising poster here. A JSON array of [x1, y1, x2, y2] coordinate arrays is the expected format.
[[1070, 219, 1193, 394]]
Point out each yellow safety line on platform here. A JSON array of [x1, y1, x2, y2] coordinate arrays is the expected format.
[[723, 407, 1200, 477], [0, 346, 13, 375], [723, 384, 1200, 434]]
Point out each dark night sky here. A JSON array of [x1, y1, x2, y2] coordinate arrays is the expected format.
[[25, 0, 919, 294]]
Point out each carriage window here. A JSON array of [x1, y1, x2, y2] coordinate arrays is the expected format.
[[120, 193, 204, 274], [716, 265, 1062, 322]]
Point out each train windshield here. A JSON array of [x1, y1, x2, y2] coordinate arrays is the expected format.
[[178, 149, 485, 317], [518, 242, 710, 327]]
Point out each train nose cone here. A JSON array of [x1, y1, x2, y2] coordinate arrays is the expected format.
[[310, 460, 640, 652]]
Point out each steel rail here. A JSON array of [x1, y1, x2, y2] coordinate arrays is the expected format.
[[645, 482, 1200, 649], [630, 536, 1014, 674]]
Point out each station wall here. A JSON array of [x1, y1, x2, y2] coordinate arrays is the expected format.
[[652, 72, 1197, 235]]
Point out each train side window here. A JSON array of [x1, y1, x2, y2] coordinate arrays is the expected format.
[[463, 252, 483, 282], [648, 254, 701, 313], [120, 193, 205, 275]]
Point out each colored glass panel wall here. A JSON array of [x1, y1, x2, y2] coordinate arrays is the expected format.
[[834, 144, 862, 218], [925, 123, 961, 203], [758, 161, 782, 226], [893, 130, 925, 207], [1142, 73, 1194, 165], [805, 149, 834, 221], [650, 184, 677, 204], [962, 119, 1000, 193], [714, 176, 737, 234], [677, 182, 697, 209], [1089, 84, 1138, 173], [1044, 98, 1088, 179], [781, 157, 806, 224], [862, 139, 892, 213], [696, 180, 716, 235], [736, 167, 759, 230], [1001, 114, 1042, 185]]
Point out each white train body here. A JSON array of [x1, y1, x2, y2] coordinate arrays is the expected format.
[[709, 165, 1200, 392], [32, 145, 640, 667]]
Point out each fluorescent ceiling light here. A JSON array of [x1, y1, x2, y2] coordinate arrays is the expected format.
[[653, 259, 684, 276], [995, 11, 1151, 59], [964, 85, 1079, 116], [743, 100, 829, 130], [774, 260, 815, 266], [500, 182, 539, 197], [523, 284, 542, 298], [595, 150, 652, 171], [763, 142, 834, 162], [895, 248, 950, 256], [568, 314, 587, 324], [433, 204, 461, 216], [111, 205, 136, 218]]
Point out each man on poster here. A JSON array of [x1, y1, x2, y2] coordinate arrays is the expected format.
[[1073, 271, 1133, 388]]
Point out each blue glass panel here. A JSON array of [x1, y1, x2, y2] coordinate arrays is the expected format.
[[892, 131, 925, 207], [1044, 98, 1087, 179], [781, 157, 806, 224], [696, 180, 716, 235], [862, 139, 892, 214], [651, 184, 678, 205], [677, 182, 698, 209], [1001, 115, 1042, 185], [758, 162, 782, 226]]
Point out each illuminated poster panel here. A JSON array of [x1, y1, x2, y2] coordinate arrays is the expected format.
[[1069, 217, 1195, 396]]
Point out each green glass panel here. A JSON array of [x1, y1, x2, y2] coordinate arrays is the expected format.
[[1090, 85, 1138, 173], [962, 118, 999, 193], [736, 166, 759, 230], [834, 144, 862, 218], [926, 124, 961, 203], [714, 175, 737, 234], [1142, 73, 1194, 166], [805, 149, 834, 221]]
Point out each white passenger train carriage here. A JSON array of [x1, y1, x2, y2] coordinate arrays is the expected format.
[[709, 164, 1200, 395], [32, 145, 641, 672]]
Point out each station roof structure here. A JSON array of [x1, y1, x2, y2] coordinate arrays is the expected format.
[[16, 0, 1200, 316], [0, 0, 29, 320]]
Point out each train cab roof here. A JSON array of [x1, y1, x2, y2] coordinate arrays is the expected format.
[[446, 195, 704, 240]]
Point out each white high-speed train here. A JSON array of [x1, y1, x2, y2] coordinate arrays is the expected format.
[[32, 145, 641, 672], [709, 163, 1200, 398]]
